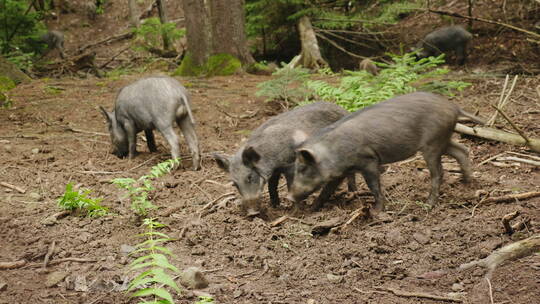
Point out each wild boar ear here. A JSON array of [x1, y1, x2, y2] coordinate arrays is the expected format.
[[297, 148, 317, 165], [212, 153, 231, 172], [98, 106, 113, 124], [242, 146, 261, 168]]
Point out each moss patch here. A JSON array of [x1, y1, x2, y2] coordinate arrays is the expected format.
[[0, 76, 16, 92], [174, 53, 242, 77]]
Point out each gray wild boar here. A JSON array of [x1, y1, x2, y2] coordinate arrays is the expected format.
[[416, 25, 472, 65], [99, 76, 201, 170], [213, 102, 356, 216], [40, 30, 65, 59], [359, 58, 379, 76], [288, 92, 482, 212]]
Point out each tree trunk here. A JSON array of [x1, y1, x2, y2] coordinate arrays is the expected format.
[[296, 16, 328, 70], [156, 0, 171, 50], [0, 56, 31, 84], [182, 0, 254, 67], [128, 0, 140, 28]]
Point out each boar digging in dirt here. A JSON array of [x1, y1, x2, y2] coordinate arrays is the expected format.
[[99, 76, 201, 170], [288, 92, 483, 212], [213, 102, 356, 216], [416, 25, 472, 65]]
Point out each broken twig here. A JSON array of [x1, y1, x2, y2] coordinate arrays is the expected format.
[[373, 286, 464, 302], [501, 211, 520, 235], [0, 182, 26, 193], [482, 191, 540, 204], [43, 241, 56, 268]]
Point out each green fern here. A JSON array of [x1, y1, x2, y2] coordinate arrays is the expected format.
[[128, 218, 180, 304], [57, 183, 108, 217], [112, 158, 180, 216]]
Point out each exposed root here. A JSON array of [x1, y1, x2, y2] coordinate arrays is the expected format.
[[0, 260, 27, 270], [372, 286, 464, 302], [482, 191, 540, 204], [458, 234, 540, 279]]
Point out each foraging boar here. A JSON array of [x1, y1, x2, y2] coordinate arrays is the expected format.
[[416, 25, 472, 65], [359, 58, 379, 76], [288, 92, 482, 212], [99, 76, 201, 170], [213, 102, 356, 216], [40, 30, 65, 59]]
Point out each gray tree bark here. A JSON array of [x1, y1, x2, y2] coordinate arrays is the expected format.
[[296, 16, 328, 69], [156, 0, 171, 50], [128, 0, 140, 28], [182, 0, 254, 66]]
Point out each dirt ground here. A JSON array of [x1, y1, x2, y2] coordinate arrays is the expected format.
[[0, 71, 539, 304]]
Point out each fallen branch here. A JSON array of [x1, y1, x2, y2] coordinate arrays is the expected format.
[[459, 234, 540, 279], [454, 123, 540, 153], [78, 32, 134, 54], [0, 260, 27, 269], [99, 45, 131, 69], [427, 9, 540, 39], [26, 257, 96, 268], [374, 286, 464, 302], [501, 211, 520, 235], [315, 32, 366, 59], [487, 75, 516, 126], [482, 191, 540, 204], [491, 104, 531, 145], [64, 126, 108, 136], [0, 182, 26, 193], [331, 207, 368, 233], [497, 156, 540, 166]]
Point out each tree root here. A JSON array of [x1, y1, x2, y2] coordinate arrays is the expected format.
[[458, 234, 540, 279]]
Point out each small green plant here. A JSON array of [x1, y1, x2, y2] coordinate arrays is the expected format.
[[195, 295, 215, 304], [305, 52, 471, 111], [255, 65, 312, 106], [57, 183, 108, 217], [112, 158, 180, 216], [128, 218, 181, 304], [132, 17, 185, 53]]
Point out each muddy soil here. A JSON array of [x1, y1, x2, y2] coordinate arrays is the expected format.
[[0, 72, 539, 304]]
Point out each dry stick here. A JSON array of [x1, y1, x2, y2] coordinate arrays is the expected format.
[[427, 9, 540, 39], [0, 182, 26, 194], [78, 32, 134, 54], [501, 211, 520, 235], [491, 104, 531, 145], [99, 46, 131, 69], [43, 241, 56, 268], [486, 278, 495, 304], [506, 151, 540, 161], [373, 287, 464, 302], [27, 257, 95, 268], [482, 191, 540, 204], [459, 234, 540, 279], [197, 192, 236, 215], [64, 126, 109, 137], [331, 207, 367, 233], [487, 75, 510, 126], [270, 216, 289, 227], [315, 32, 367, 59], [0, 260, 27, 270], [497, 156, 540, 167], [314, 28, 378, 50], [478, 152, 507, 166]]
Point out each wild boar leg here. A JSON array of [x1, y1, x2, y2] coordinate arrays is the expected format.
[[445, 141, 472, 182], [312, 177, 344, 211], [177, 117, 201, 170], [144, 130, 158, 152], [123, 121, 138, 159], [360, 162, 385, 211], [160, 126, 181, 160], [268, 172, 280, 207], [424, 150, 444, 206]]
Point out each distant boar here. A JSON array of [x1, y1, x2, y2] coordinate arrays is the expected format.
[[99, 76, 200, 170], [416, 25, 472, 65], [40, 30, 65, 59], [288, 92, 482, 212], [213, 102, 356, 216], [359, 58, 379, 76]]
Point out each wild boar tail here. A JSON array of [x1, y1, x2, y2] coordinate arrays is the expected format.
[[178, 95, 196, 125]]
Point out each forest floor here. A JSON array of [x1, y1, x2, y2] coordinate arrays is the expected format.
[[0, 72, 539, 304], [1, 0, 540, 303]]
